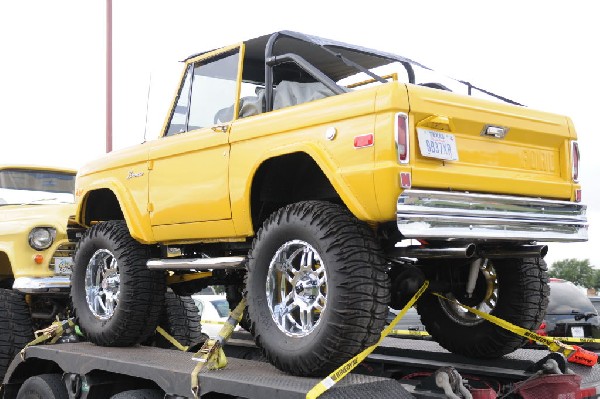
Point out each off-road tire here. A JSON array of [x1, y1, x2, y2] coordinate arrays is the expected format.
[[418, 257, 549, 358], [153, 290, 204, 349], [71, 220, 166, 346], [16, 374, 68, 399], [110, 389, 163, 399], [0, 289, 34, 380], [247, 201, 390, 376]]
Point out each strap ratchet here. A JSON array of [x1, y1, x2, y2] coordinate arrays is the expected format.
[[20, 318, 76, 360], [190, 298, 246, 399]]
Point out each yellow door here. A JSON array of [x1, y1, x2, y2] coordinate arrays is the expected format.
[[149, 47, 242, 226]]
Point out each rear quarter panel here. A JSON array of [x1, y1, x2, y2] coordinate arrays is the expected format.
[[229, 88, 387, 236]]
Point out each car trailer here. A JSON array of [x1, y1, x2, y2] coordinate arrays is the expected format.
[[3, 332, 600, 399]]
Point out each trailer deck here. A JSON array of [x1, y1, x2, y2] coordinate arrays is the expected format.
[[5, 332, 600, 399]]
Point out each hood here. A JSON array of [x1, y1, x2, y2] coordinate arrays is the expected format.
[[0, 203, 75, 235]]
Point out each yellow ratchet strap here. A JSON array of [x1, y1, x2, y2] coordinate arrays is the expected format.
[[433, 292, 598, 367], [391, 329, 430, 337], [190, 298, 246, 399], [547, 337, 600, 344], [155, 326, 189, 352], [306, 280, 429, 399], [20, 319, 76, 360]]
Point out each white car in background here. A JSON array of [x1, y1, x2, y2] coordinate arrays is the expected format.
[[192, 294, 238, 338]]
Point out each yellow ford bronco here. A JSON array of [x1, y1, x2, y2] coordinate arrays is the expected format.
[[0, 165, 77, 376], [71, 31, 587, 376]]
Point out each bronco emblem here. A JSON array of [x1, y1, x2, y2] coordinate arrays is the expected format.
[[126, 171, 144, 180]]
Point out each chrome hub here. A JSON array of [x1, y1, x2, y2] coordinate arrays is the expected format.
[[267, 240, 327, 337], [294, 273, 320, 305], [85, 249, 120, 320]]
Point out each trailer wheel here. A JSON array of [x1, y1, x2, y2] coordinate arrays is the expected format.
[[71, 221, 166, 346], [153, 290, 205, 349], [16, 374, 68, 399], [110, 389, 163, 399], [0, 289, 34, 380], [247, 201, 390, 376], [418, 257, 549, 358]]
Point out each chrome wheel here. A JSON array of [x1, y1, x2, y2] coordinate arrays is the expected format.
[[266, 240, 327, 337], [439, 259, 498, 326], [85, 249, 120, 320]]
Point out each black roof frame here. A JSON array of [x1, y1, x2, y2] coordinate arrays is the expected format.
[[184, 30, 522, 111]]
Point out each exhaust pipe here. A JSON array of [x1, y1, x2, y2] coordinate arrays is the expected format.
[[391, 244, 548, 259], [478, 245, 548, 259], [392, 243, 477, 259]]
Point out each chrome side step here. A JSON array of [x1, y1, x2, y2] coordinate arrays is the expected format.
[[147, 257, 246, 271]]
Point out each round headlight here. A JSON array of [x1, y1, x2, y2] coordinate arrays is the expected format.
[[28, 227, 56, 250]]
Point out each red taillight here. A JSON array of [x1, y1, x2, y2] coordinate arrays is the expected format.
[[578, 387, 599, 399], [396, 113, 409, 163], [572, 141, 580, 182]]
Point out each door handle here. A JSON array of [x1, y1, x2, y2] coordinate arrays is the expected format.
[[211, 125, 229, 133]]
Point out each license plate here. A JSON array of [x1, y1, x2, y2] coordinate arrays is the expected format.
[[54, 257, 73, 275], [571, 326, 585, 338], [417, 128, 459, 161]]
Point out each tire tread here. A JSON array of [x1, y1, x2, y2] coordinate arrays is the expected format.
[[0, 289, 34, 380], [418, 257, 549, 358], [247, 201, 390, 376], [71, 221, 165, 346]]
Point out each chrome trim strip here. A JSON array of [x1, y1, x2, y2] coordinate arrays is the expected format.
[[147, 256, 246, 270], [13, 277, 71, 293], [397, 189, 588, 242]]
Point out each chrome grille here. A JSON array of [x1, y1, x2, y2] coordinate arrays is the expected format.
[[49, 242, 76, 270]]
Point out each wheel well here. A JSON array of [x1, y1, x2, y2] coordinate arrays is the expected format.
[[3, 359, 63, 399], [250, 152, 340, 231], [0, 251, 13, 281], [83, 189, 124, 225], [4, 360, 161, 399]]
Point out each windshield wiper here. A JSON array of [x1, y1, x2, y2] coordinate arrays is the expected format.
[[572, 310, 597, 321]]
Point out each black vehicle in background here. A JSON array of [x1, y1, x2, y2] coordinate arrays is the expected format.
[[535, 278, 600, 350], [588, 296, 600, 315]]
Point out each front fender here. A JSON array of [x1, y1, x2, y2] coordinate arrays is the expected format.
[[76, 177, 154, 244]]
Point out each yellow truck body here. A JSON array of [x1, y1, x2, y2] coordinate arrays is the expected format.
[[75, 61, 583, 244]]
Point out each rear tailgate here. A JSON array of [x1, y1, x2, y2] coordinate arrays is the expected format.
[[406, 85, 576, 201]]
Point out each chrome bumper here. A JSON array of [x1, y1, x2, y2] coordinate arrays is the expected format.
[[13, 277, 71, 294], [397, 189, 588, 242]]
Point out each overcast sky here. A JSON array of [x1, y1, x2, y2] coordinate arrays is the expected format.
[[1, 1, 598, 268]]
